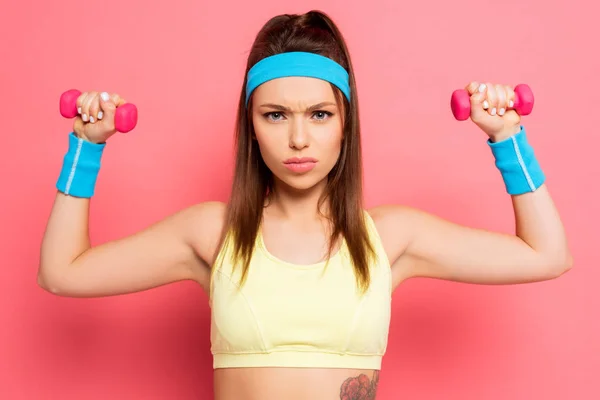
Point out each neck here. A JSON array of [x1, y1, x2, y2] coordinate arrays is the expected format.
[[265, 178, 330, 223]]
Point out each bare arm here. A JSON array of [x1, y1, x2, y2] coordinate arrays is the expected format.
[[38, 194, 224, 298], [373, 81, 573, 287], [372, 183, 572, 286], [38, 90, 224, 297]]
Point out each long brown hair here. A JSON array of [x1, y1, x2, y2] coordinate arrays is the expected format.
[[216, 10, 376, 292]]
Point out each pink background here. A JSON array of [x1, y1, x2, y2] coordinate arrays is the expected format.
[[1, 0, 598, 398]]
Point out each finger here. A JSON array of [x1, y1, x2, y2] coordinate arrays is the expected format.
[[81, 91, 97, 122], [110, 93, 126, 107], [482, 93, 490, 111], [73, 115, 85, 133], [468, 82, 488, 112], [495, 84, 507, 116], [76, 92, 89, 117], [505, 85, 515, 110], [88, 93, 101, 123], [98, 92, 121, 124], [484, 83, 497, 116], [465, 81, 484, 95]]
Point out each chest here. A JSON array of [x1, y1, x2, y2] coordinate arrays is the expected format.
[[259, 225, 343, 266], [210, 252, 392, 352]]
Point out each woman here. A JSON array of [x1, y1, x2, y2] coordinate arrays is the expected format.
[[38, 10, 572, 400]]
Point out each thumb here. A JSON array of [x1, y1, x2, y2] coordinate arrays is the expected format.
[[99, 92, 126, 122], [467, 82, 488, 119]]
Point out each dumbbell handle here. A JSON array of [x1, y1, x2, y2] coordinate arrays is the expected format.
[[59, 89, 138, 133], [451, 83, 534, 121]]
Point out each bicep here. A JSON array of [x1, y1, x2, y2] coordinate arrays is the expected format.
[[396, 220, 541, 284], [372, 205, 560, 286], [43, 201, 225, 297]]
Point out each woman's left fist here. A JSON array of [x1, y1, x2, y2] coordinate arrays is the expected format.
[[465, 81, 521, 142]]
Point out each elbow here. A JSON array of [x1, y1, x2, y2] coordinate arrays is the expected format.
[[561, 252, 574, 274], [548, 252, 574, 279], [37, 268, 66, 296]]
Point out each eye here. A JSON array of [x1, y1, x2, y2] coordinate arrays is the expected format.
[[313, 111, 333, 121], [264, 112, 285, 121]]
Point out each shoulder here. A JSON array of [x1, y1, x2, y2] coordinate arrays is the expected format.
[[367, 204, 420, 230], [181, 201, 228, 267], [366, 204, 421, 265], [186, 200, 227, 226]]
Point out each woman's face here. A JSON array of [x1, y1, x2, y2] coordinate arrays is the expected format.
[[251, 77, 344, 192]]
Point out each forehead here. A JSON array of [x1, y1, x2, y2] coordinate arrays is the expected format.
[[251, 77, 337, 105]]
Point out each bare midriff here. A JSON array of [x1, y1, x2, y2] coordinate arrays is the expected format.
[[213, 367, 380, 400]]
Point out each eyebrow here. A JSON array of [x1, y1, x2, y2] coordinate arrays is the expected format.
[[258, 102, 337, 112]]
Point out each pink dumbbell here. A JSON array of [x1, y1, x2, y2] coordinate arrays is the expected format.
[[450, 83, 534, 121], [59, 89, 138, 133]]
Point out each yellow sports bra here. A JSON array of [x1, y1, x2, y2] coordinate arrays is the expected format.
[[209, 211, 392, 370]]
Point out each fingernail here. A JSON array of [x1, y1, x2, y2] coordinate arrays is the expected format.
[[482, 100, 489, 109], [478, 83, 486, 93], [97, 111, 103, 120], [490, 108, 497, 116], [498, 108, 505, 116], [100, 92, 110, 102], [508, 100, 514, 108], [77, 107, 82, 114], [82, 113, 88, 121], [90, 116, 95, 123]]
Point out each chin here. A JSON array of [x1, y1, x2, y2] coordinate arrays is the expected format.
[[274, 168, 329, 192]]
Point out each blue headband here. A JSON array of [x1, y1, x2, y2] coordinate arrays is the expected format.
[[245, 51, 351, 105]]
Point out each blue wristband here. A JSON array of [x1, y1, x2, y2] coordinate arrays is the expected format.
[[487, 126, 545, 195], [56, 132, 106, 198]]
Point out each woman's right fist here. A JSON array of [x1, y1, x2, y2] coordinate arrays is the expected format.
[[73, 91, 126, 144]]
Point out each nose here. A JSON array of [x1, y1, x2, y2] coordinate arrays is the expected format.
[[289, 118, 309, 149]]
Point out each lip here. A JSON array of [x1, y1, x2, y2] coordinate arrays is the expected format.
[[283, 157, 318, 164], [283, 157, 318, 173]]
